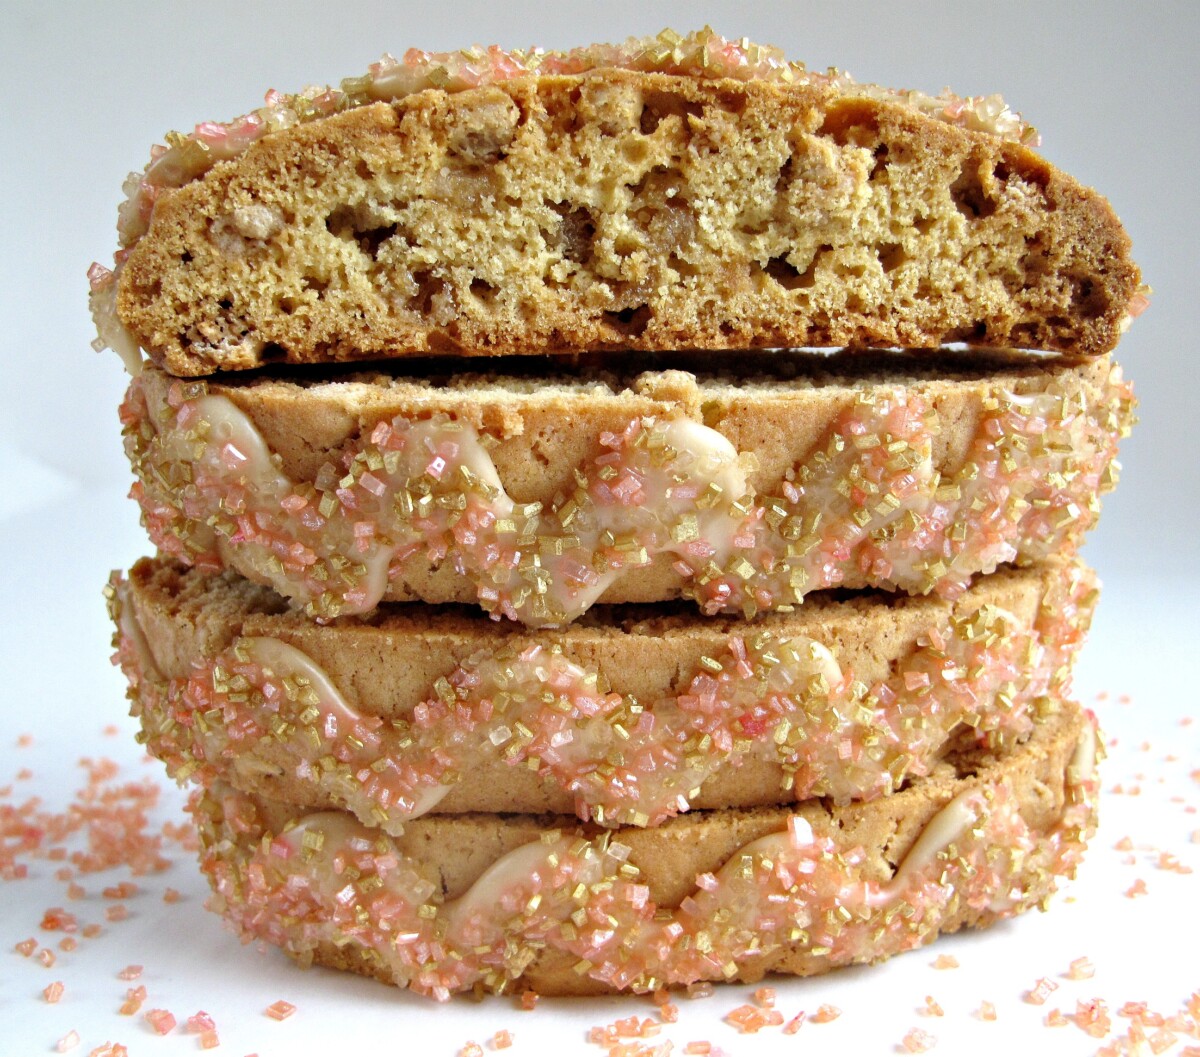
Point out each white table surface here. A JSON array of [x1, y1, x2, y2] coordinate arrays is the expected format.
[[1, 482, 1196, 1057]]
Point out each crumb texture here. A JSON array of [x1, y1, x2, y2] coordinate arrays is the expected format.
[[116, 72, 1138, 373]]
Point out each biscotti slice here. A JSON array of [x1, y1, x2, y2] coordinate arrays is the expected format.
[[110, 553, 1095, 831], [193, 699, 1097, 998], [122, 351, 1132, 625], [90, 30, 1143, 374]]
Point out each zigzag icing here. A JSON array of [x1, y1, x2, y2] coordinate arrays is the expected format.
[[197, 715, 1098, 998], [112, 561, 1093, 830], [121, 365, 1130, 626]]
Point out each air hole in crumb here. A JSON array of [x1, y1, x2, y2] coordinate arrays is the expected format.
[[775, 154, 794, 194], [409, 271, 445, 315], [764, 250, 822, 291], [669, 253, 701, 279], [470, 278, 497, 303], [1021, 236, 1051, 279], [552, 204, 596, 265], [639, 90, 703, 135], [325, 206, 398, 259], [817, 101, 879, 146], [602, 304, 652, 337], [871, 144, 890, 180], [180, 251, 193, 265], [914, 216, 935, 236], [259, 343, 288, 364], [878, 243, 908, 273], [1071, 277, 1107, 318], [301, 274, 329, 296], [950, 164, 997, 220]]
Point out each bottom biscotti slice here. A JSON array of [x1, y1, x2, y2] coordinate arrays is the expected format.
[[194, 700, 1097, 999], [112, 556, 1095, 829]]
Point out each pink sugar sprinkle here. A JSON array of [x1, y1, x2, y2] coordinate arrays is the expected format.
[[490, 1029, 513, 1050], [88, 1046, 128, 1057], [519, 991, 539, 1010], [120, 985, 147, 1015], [265, 1000, 296, 1021], [82, 924, 102, 939], [978, 1001, 997, 1021], [459, 1044, 483, 1057], [117, 965, 143, 980], [188, 1011, 217, 1033], [163, 887, 182, 903], [103, 882, 139, 899], [199, 1028, 220, 1049], [1073, 998, 1112, 1038], [1157, 852, 1194, 874], [39, 948, 57, 967], [44, 980, 65, 1003], [1065, 957, 1095, 980], [1025, 978, 1058, 1005], [67, 883, 86, 900], [932, 954, 959, 970], [684, 1045, 712, 1055], [59, 937, 78, 952], [783, 1012, 806, 1034], [55, 1030, 80, 1052], [42, 906, 80, 932], [1149, 1030, 1178, 1054], [725, 1004, 783, 1033], [753, 986, 776, 1008], [811, 1004, 841, 1023], [901, 1027, 937, 1052], [17, 733, 34, 747], [921, 996, 944, 1017], [1125, 879, 1148, 898], [1045, 1008, 1068, 1027], [15, 937, 37, 956], [145, 1009, 177, 1035]]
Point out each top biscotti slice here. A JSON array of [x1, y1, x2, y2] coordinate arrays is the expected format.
[[90, 30, 1142, 374], [122, 350, 1133, 626]]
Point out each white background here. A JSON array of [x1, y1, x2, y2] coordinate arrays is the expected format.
[[1, 2, 1197, 1055]]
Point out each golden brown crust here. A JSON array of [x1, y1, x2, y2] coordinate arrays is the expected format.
[[116, 71, 1138, 373], [194, 702, 1094, 996], [115, 554, 1094, 820]]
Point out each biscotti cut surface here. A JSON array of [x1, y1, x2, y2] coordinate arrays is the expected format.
[[193, 701, 1097, 997], [122, 351, 1133, 624], [111, 554, 1096, 828], [93, 31, 1142, 373]]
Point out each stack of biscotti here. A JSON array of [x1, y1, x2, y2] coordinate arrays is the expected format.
[[97, 30, 1140, 999]]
